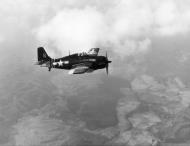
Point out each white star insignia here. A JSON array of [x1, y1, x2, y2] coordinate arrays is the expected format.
[[58, 60, 63, 66]]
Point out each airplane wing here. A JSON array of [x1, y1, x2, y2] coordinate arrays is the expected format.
[[69, 63, 93, 74], [69, 66, 89, 74]]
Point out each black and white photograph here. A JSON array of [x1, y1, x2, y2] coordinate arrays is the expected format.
[[1, 0, 190, 146]]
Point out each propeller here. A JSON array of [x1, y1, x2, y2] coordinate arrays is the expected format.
[[105, 51, 112, 75]]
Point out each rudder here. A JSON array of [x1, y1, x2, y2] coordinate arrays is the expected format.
[[37, 47, 50, 61]]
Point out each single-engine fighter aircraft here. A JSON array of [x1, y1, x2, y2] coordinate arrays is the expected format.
[[35, 47, 112, 74]]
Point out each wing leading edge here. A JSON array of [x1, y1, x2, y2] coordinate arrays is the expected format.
[[69, 62, 94, 74], [68, 66, 90, 74]]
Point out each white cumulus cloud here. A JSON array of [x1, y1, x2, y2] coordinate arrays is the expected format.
[[36, 0, 190, 57]]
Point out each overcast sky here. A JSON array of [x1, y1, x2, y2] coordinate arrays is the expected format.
[[0, 0, 190, 55], [0, 0, 190, 79]]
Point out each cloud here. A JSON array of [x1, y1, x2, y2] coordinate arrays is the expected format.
[[0, 0, 189, 51], [36, 0, 190, 58], [0, 0, 190, 58], [131, 75, 165, 91], [154, 0, 190, 35], [128, 112, 161, 130], [0, 35, 4, 44], [13, 115, 72, 146], [114, 129, 158, 146], [36, 1, 153, 57], [51, 73, 102, 96], [37, 7, 106, 55]]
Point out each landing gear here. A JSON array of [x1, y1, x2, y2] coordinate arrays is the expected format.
[[48, 58, 55, 71]]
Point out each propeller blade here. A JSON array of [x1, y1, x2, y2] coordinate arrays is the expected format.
[[105, 51, 109, 75], [106, 64, 108, 75]]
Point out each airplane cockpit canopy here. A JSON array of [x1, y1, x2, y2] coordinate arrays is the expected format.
[[78, 52, 88, 56]]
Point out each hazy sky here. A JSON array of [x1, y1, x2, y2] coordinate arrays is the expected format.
[[1, 0, 190, 54], [0, 0, 190, 78]]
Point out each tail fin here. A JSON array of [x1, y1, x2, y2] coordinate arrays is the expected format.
[[88, 48, 99, 56], [37, 47, 51, 61]]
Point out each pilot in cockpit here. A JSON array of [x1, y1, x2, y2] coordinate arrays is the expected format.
[[78, 52, 87, 56]]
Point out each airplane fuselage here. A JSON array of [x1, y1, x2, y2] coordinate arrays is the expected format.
[[51, 53, 107, 71], [37, 47, 111, 74]]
